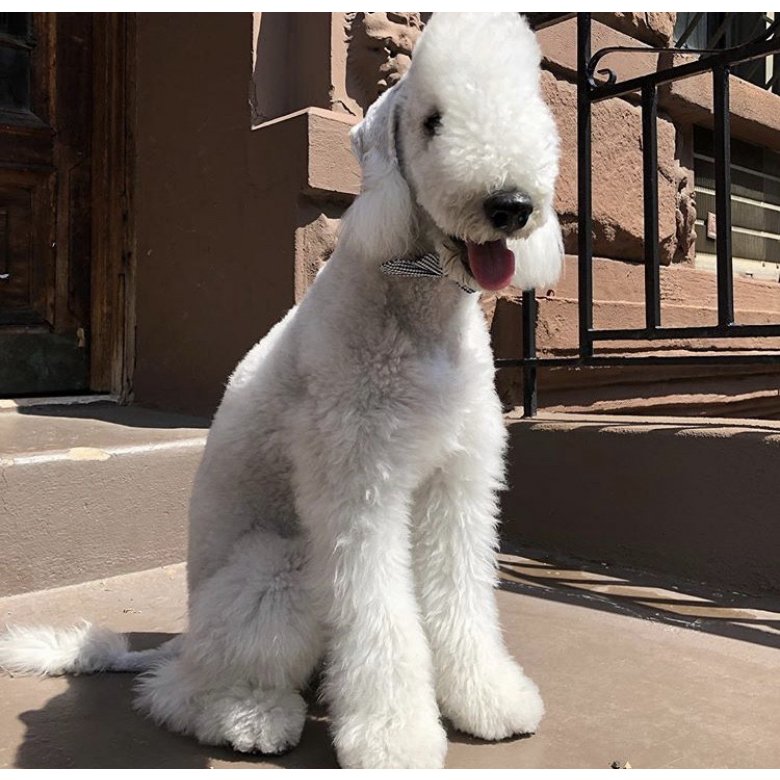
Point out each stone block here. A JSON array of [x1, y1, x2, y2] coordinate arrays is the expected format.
[[538, 17, 663, 83], [661, 59, 780, 151], [542, 71, 679, 265], [594, 12, 676, 46]]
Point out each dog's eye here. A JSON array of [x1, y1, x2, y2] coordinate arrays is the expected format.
[[423, 111, 441, 137]]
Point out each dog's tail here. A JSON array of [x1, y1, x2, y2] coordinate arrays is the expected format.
[[0, 622, 181, 676]]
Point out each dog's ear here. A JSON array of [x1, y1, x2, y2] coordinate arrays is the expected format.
[[348, 85, 403, 176], [342, 84, 414, 261], [509, 207, 564, 291], [349, 122, 365, 165]]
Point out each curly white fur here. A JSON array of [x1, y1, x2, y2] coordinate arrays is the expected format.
[[0, 13, 560, 769]]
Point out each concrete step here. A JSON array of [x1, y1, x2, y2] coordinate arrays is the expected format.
[[502, 411, 780, 596], [1, 556, 778, 768], [0, 401, 208, 597], [3, 401, 779, 602]]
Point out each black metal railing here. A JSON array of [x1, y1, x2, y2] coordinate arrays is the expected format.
[[675, 12, 780, 94], [503, 12, 780, 417]]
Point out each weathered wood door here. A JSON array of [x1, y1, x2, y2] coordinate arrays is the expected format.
[[0, 13, 93, 395]]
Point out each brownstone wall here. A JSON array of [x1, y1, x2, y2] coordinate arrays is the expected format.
[[131, 13, 780, 419]]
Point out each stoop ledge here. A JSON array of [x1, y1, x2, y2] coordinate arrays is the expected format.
[[501, 411, 780, 596], [0, 403, 207, 597]]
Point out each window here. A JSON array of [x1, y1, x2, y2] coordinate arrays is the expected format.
[[0, 13, 33, 112], [693, 126, 780, 281], [675, 12, 780, 95]]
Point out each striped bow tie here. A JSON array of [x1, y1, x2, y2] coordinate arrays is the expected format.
[[380, 253, 476, 294]]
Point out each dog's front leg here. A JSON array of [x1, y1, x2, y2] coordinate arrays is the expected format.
[[294, 469, 447, 769], [411, 445, 545, 742]]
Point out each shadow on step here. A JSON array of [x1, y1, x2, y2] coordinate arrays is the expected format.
[[15, 402, 210, 430], [499, 553, 780, 651], [13, 632, 337, 769]]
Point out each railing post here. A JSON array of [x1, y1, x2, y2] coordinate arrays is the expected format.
[[521, 289, 537, 418], [577, 13, 594, 359], [713, 62, 734, 327], [642, 82, 661, 330]]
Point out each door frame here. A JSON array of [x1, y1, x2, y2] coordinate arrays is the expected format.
[[89, 12, 136, 400]]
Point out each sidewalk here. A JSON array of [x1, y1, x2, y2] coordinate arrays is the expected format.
[[1, 553, 778, 769]]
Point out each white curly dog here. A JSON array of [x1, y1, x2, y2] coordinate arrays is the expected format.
[[0, 13, 562, 769]]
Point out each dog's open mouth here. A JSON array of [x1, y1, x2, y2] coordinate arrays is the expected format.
[[452, 237, 516, 291]]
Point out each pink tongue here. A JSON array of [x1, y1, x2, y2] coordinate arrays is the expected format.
[[466, 240, 515, 291]]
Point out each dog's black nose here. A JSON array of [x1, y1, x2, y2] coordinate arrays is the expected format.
[[484, 191, 533, 234]]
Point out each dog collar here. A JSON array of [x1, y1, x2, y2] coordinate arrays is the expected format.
[[381, 253, 476, 294]]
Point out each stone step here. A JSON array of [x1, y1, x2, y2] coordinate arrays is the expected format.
[[4, 400, 779, 602], [0, 402, 208, 597], [502, 411, 780, 596]]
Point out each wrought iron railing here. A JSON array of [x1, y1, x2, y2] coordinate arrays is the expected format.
[[675, 12, 780, 94], [504, 12, 780, 417]]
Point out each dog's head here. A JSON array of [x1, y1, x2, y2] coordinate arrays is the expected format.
[[349, 12, 563, 292]]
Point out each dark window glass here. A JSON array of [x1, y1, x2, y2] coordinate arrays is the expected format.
[[0, 13, 33, 111]]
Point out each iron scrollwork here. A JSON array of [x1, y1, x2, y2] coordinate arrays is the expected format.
[[586, 17, 780, 90]]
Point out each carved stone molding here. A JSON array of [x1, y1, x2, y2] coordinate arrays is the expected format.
[[674, 161, 698, 265], [344, 12, 426, 114]]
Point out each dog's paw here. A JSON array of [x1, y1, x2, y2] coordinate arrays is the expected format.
[[441, 658, 544, 741], [334, 712, 448, 768], [195, 688, 307, 755]]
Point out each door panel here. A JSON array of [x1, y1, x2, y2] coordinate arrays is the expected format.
[[0, 169, 55, 327], [0, 13, 92, 395]]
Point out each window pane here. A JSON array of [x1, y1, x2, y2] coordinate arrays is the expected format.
[[0, 13, 32, 110]]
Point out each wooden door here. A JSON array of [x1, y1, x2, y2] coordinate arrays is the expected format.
[[0, 13, 93, 395]]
